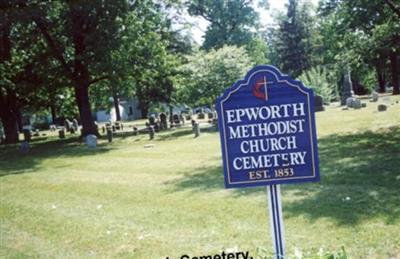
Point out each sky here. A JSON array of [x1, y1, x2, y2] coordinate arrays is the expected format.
[[185, 0, 319, 44]]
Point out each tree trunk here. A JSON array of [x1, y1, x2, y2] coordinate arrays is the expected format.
[[15, 108, 23, 133], [0, 91, 19, 144], [74, 83, 98, 136], [139, 101, 149, 119], [376, 65, 386, 93], [2, 112, 19, 144], [390, 53, 399, 95], [169, 105, 174, 123], [0, 18, 18, 143], [70, 6, 98, 137], [113, 94, 121, 121], [50, 104, 57, 124]]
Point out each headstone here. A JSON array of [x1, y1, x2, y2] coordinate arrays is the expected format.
[[341, 69, 354, 105], [159, 113, 168, 130], [314, 95, 325, 112], [64, 119, 71, 131], [371, 91, 379, 102], [33, 129, 40, 137], [346, 97, 356, 108], [197, 112, 205, 119], [185, 113, 192, 121], [173, 114, 180, 126], [148, 125, 155, 140], [106, 126, 113, 142], [23, 129, 31, 142], [49, 125, 56, 131], [179, 113, 186, 125], [72, 119, 79, 131], [149, 115, 156, 125], [85, 134, 97, 148], [192, 122, 200, 137], [133, 126, 138, 136], [58, 128, 65, 139], [378, 104, 387, 112], [20, 141, 29, 153], [353, 99, 362, 109]]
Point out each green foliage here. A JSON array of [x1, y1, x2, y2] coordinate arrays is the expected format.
[[188, 0, 260, 50], [299, 66, 337, 103], [245, 37, 269, 65], [272, 0, 315, 77], [177, 45, 252, 106], [97, 1, 189, 117], [317, 0, 400, 94]]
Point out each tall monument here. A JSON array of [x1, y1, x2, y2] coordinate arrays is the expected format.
[[341, 68, 354, 105]]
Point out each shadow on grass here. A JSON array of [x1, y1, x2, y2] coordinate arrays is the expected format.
[[156, 128, 194, 141], [169, 126, 400, 225], [105, 124, 217, 142], [0, 136, 114, 177], [166, 165, 225, 192]]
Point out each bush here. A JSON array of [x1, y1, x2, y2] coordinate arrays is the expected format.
[[32, 121, 50, 130], [299, 66, 338, 104]]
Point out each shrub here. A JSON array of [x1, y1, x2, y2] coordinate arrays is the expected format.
[[299, 66, 338, 104]]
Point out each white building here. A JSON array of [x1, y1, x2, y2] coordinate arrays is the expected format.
[[96, 98, 142, 122], [95, 97, 190, 122]]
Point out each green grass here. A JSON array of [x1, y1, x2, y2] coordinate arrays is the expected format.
[[1, 96, 400, 258]]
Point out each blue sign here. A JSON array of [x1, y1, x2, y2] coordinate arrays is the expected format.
[[216, 65, 320, 188]]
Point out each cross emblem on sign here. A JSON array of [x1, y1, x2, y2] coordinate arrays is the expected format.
[[253, 76, 268, 101]]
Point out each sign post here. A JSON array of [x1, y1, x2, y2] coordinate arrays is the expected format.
[[267, 185, 285, 258], [216, 65, 320, 259]]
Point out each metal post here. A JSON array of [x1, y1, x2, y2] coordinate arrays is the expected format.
[[267, 184, 285, 259]]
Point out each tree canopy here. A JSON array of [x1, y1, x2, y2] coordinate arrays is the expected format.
[[177, 45, 252, 107], [1, 0, 399, 144]]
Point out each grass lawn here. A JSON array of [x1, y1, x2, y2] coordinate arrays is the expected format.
[[1, 96, 400, 258]]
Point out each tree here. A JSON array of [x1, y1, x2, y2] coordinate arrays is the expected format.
[[318, 0, 400, 94], [245, 36, 269, 65], [274, 0, 314, 77], [26, 0, 129, 136], [89, 1, 190, 119], [0, 10, 20, 144], [0, 1, 49, 143], [188, 0, 260, 50], [177, 45, 252, 107]]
